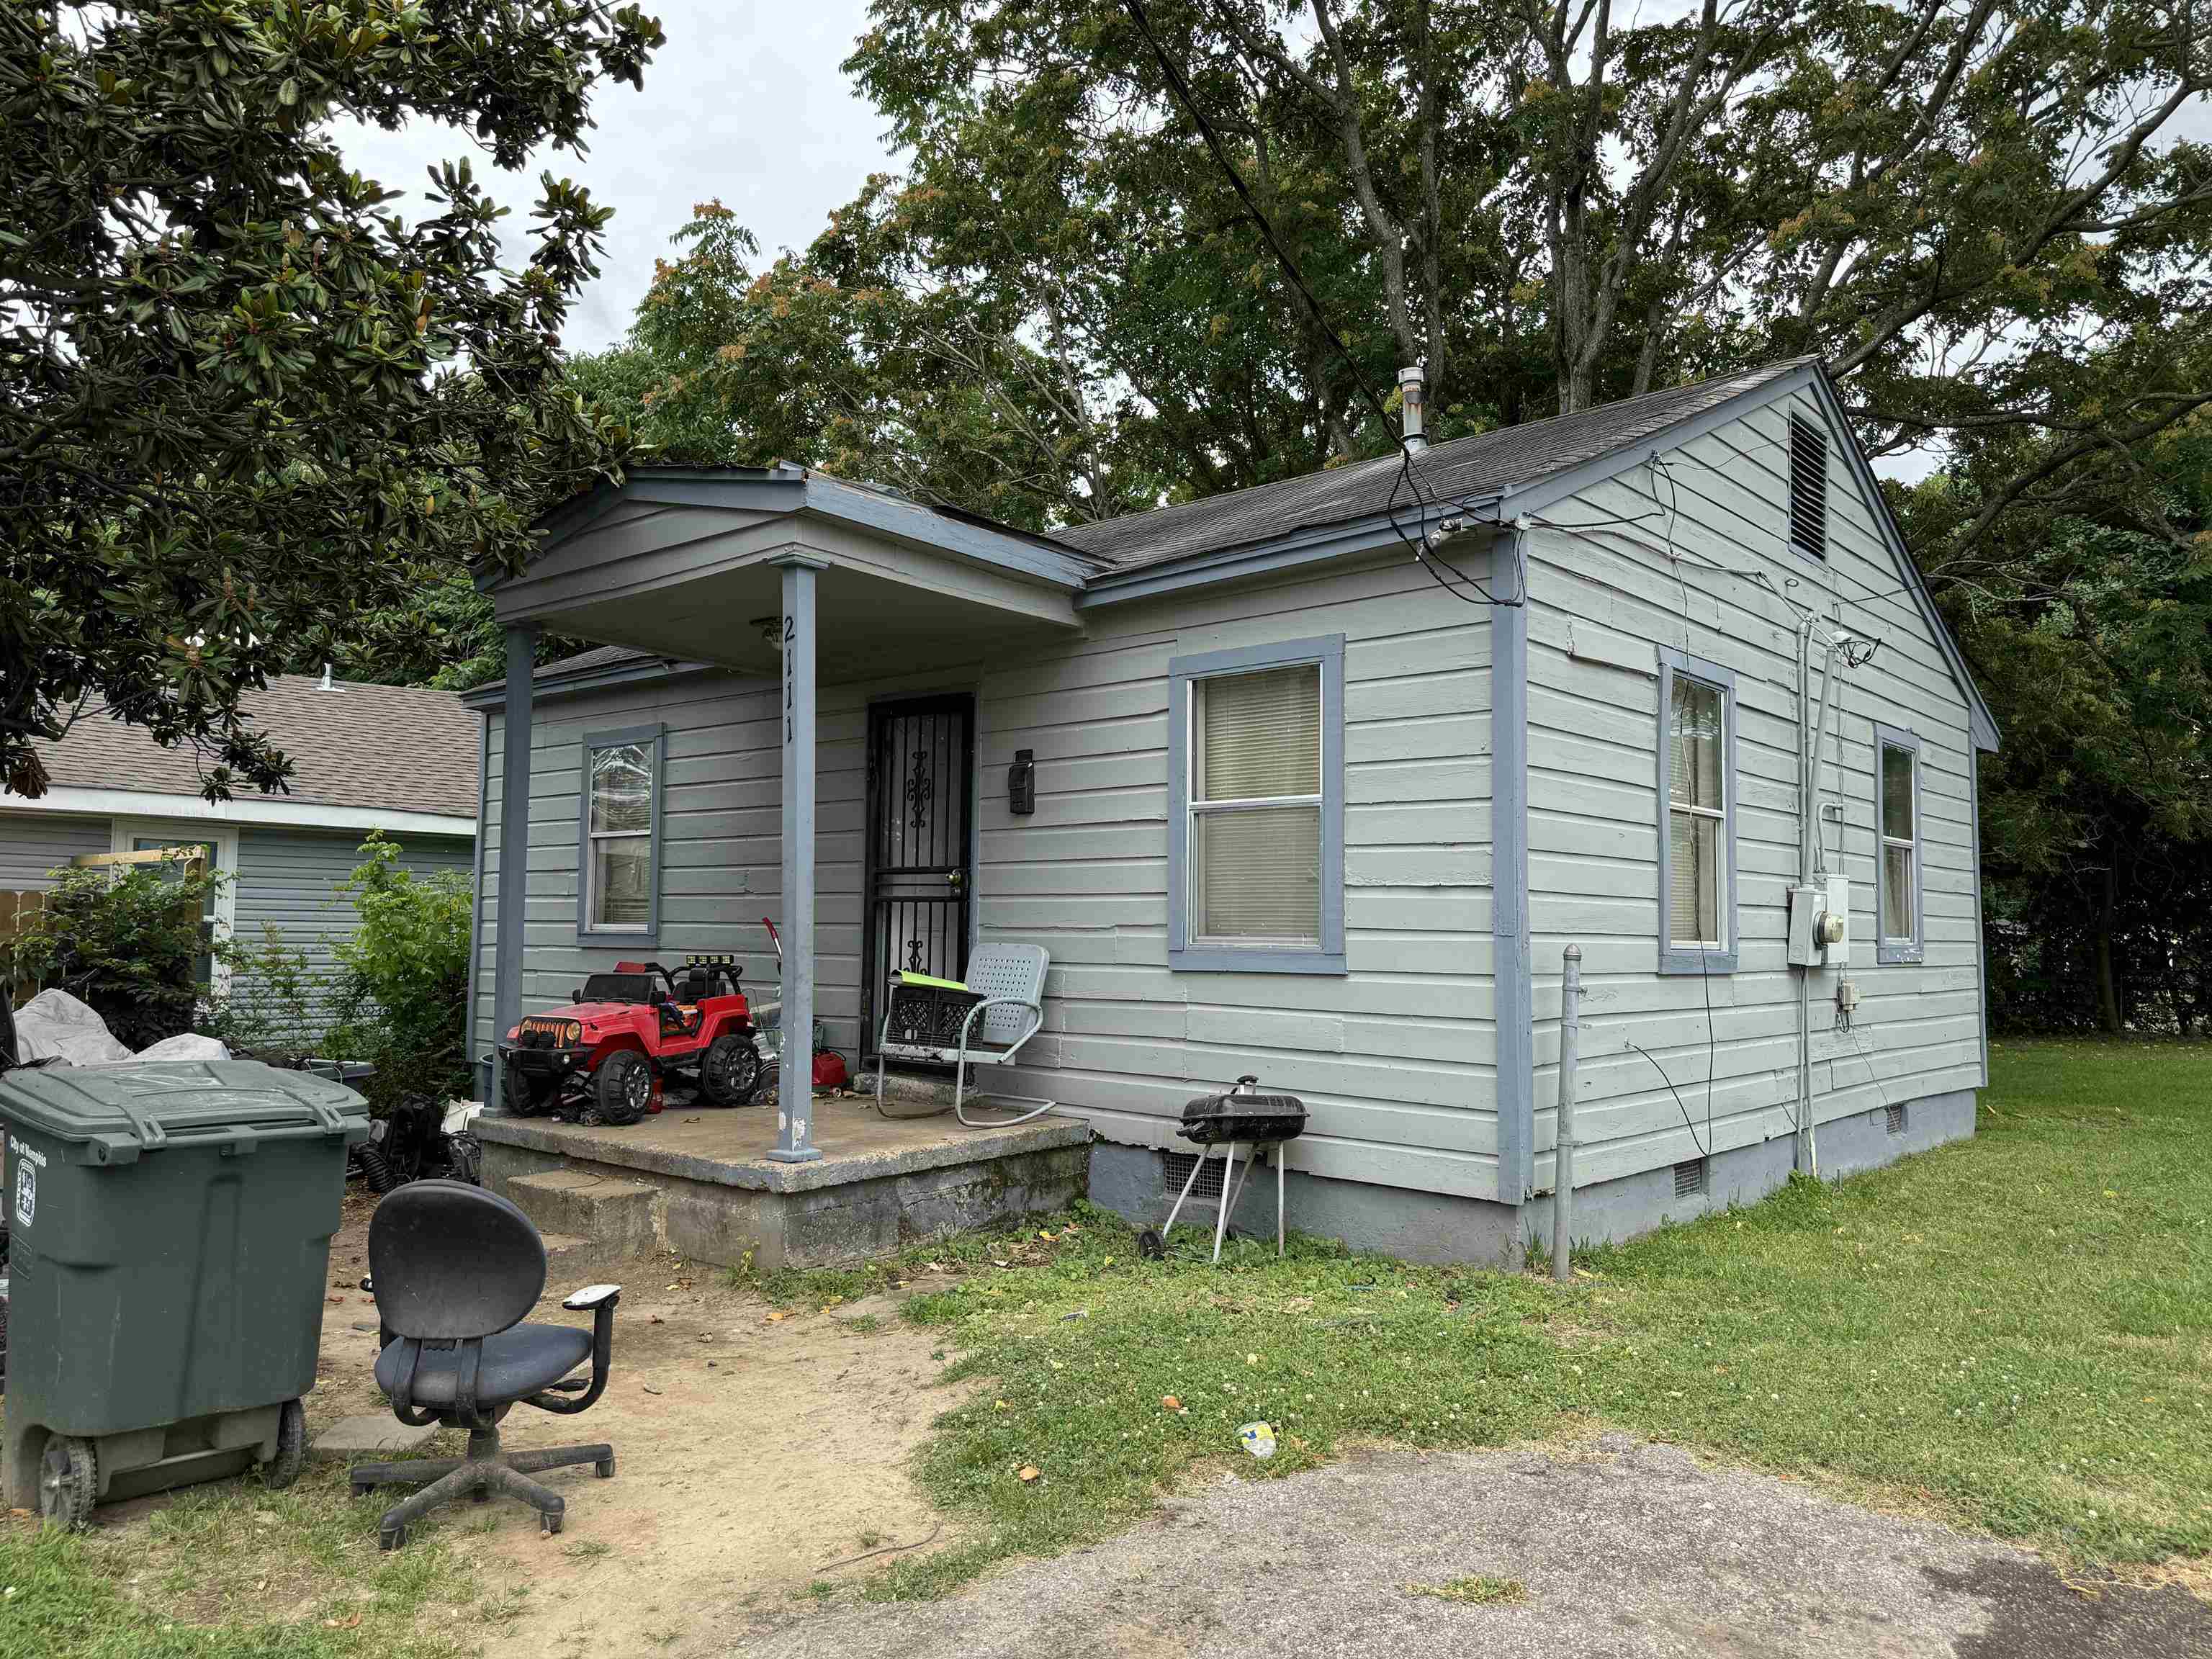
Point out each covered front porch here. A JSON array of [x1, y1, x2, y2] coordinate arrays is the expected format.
[[472, 465, 1097, 1265]]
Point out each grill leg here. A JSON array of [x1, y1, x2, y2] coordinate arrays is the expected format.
[[1212, 1143, 1238, 1264], [1160, 1143, 1210, 1240], [1277, 1147, 1285, 1258]]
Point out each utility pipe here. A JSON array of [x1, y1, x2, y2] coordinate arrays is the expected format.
[[1552, 943, 1583, 1283]]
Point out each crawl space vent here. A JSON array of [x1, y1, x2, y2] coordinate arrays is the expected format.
[[1885, 1102, 1908, 1136], [1162, 1150, 1226, 1202], [1673, 1157, 1707, 1199], [1788, 413, 1828, 559]]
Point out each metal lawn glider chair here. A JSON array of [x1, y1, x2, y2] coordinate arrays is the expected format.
[[873, 944, 1055, 1126]]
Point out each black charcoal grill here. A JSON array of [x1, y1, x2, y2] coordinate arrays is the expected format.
[[1138, 1075, 1306, 1264]]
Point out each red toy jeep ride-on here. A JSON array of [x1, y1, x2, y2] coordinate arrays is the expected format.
[[496, 954, 763, 1125]]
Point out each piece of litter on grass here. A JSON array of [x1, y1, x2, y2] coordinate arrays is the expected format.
[[649, 1314, 664, 1324], [1161, 1395, 1182, 1412], [1238, 1421, 1277, 1459], [1061, 1308, 1089, 1321], [323, 1612, 363, 1630], [1017, 1466, 1039, 1483], [642, 1384, 663, 1396], [1038, 1230, 1056, 1241], [764, 1310, 789, 1324]]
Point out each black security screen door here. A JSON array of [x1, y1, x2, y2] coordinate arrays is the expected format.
[[863, 695, 975, 1044]]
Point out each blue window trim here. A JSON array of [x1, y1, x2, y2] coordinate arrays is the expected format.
[[1871, 720, 1925, 966], [1656, 648, 1739, 975], [576, 722, 665, 945], [1167, 634, 1346, 975]]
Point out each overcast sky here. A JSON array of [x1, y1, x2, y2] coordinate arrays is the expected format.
[[331, 1, 895, 353]]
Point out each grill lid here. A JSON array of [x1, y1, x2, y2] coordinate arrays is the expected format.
[[1179, 1074, 1307, 1144]]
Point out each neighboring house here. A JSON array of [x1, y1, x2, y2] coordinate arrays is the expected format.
[[1, 675, 480, 1014], [465, 356, 1996, 1262]]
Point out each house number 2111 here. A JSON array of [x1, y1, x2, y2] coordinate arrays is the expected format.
[[783, 613, 796, 743]]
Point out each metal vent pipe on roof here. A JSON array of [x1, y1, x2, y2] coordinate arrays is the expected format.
[[1398, 364, 1428, 452]]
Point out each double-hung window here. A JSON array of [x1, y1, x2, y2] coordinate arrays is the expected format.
[[1168, 636, 1344, 974], [1873, 722, 1923, 963], [577, 724, 663, 941], [1656, 649, 1737, 974]]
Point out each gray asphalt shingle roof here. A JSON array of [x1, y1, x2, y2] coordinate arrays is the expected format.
[[1053, 359, 1815, 570], [32, 676, 481, 821]]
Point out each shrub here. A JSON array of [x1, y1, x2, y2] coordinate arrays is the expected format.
[[204, 924, 325, 1063], [1, 855, 223, 1049], [323, 835, 473, 1110]]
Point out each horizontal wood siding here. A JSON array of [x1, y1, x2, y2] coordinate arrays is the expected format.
[[233, 828, 475, 1030], [0, 814, 112, 887], [1525, 392, 1984, 1191], [475, 552, 1502, 1201]]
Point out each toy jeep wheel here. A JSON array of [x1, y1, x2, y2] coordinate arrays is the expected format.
[[594, 1050, 653, 1125], [505, 1064, 557, 1118], [38, 1434, 97, 1532], [700, 1033, 763, 1108]]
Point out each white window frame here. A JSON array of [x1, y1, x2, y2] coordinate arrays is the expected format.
[[1873, 721, 1924, 965], [1166, 635, 1345, 974], [576, 724, 664, 944], [110, 817, 238, 996], [1655, 649, 1738, 975]]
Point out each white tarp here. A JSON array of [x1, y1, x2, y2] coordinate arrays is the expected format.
[[13, 988, 135, 1064], [10, 989, 229, 1066], [133, 1033, 231, 1063]]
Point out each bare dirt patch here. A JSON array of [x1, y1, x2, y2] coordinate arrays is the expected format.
[[298, 1195, 970, 1657]]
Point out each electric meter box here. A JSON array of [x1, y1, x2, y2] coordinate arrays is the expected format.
[[1787, 876, 1852, 967]]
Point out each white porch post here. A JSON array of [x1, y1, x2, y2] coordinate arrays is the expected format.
[[770, 554, 826, 1162], [489, 621, 539, 1110]]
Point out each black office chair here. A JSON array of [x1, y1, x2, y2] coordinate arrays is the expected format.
[[349, 1180, 621, 1550]]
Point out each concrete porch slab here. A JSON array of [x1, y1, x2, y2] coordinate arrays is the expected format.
[[476, 1096, 1090, 1273]]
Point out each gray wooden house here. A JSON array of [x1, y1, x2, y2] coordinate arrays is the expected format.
[[464, 356, 1995, 1265]]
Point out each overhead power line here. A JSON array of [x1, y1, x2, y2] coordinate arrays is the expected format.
[[1118, 0, 1521, 607]]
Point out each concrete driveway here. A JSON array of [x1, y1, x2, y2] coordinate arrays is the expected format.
[[744, 1434, 2210, 1658]]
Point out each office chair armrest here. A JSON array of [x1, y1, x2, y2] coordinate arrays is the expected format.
[[531, 1286, 621, 1416]]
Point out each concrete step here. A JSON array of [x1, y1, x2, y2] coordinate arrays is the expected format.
[[504, 1170, 660, 1259], [537, 1230, 599, 1272]]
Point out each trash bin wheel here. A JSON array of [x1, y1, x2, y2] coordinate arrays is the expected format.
[[1137, 1228, 1166, 1261], [37, 1434, 97, 1532], [593, 1050, 653, 1126], [263, 1399, 306, 1491]]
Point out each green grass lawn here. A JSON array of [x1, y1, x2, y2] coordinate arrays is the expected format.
[[4, 1038, 2206, 1650], [813, 1038, 2212, 1598]]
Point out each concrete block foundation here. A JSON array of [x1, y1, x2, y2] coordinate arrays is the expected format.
[[1087, 1088, 1977, 1266], [475, 1097, 1090, 1274]]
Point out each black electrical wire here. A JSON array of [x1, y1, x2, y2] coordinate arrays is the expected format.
[[1626, 1040, 1709, 1159], [1120, 0, 1520, 608]]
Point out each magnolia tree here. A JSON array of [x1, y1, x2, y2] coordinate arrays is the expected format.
[[0, 1, 662, 801]]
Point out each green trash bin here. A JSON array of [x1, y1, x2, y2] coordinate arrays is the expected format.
[[0, 1059, 370, 1527]]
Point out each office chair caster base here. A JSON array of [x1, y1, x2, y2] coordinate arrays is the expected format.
[[595, 1455, 615, 1478], [541, 1510, 563, 1536], [379, 1521, 407, 1552]]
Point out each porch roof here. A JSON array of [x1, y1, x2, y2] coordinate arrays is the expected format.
[[482, 464, 1099, 681]]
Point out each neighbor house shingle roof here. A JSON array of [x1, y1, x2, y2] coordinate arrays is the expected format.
[[1053, 359, 1815, 570], [33, 676, 481, 821]]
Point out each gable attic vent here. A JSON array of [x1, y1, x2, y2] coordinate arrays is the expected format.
[[1788, 412, 1827, 559], [1673, 1157, 1707, 1199]]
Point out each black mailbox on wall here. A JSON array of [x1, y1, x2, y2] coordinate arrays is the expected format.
[[1008, 748, 1036, 815]]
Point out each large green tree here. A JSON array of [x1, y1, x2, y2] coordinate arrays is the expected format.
[[1, 1, 661, 801], [583, 0, 2212, 565]]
